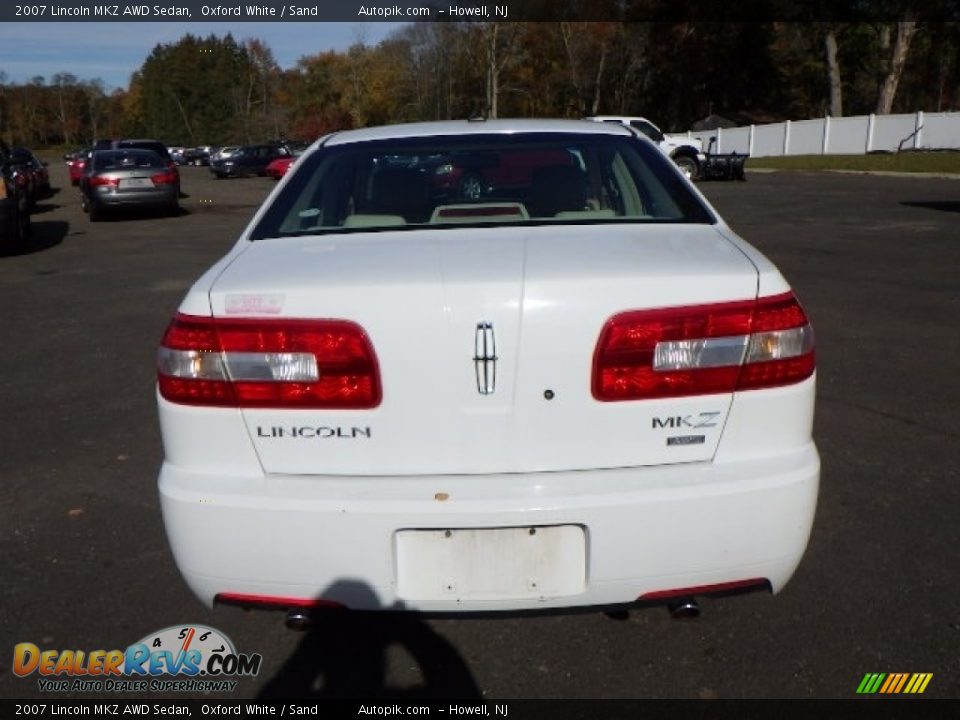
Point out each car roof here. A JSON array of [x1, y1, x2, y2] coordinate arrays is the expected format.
[[323, 119, 634, 147], [588, 116, 655, 123]]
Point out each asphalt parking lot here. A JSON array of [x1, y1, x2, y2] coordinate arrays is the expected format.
[[1, 163, 958, 700]]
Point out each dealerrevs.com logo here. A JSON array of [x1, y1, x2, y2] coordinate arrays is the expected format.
[[13, 625, 262, 693]]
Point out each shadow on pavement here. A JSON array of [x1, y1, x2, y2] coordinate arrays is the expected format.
[[256, 582, 481, 700], [0, 220, 68, 257], [900, 200, 960, 214]]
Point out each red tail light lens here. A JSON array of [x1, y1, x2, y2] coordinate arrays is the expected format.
[[158, 314, 382, 408], [593, 292, 814, 401], [151, 169, 178, 185], [89, 175, 119, 187]]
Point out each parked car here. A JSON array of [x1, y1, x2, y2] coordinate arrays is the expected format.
[[0, 140, 31, 249], [209, 146, 239, 164], [157, 119, 818, 616], [80, 149, 179, 221], [588, 115, 706, 180], [414, 147, 580, 201], [66, 149, 89, 186], [209, 143, 290, 178], [264, 148, 304, 180], [11, 147, 51, 205], [186, 146, 214, 166]]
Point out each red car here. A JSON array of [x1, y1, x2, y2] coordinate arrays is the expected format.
[[424, 148, 577, 200], [265, 150, 303, 180], [67, 150, 89, 186]]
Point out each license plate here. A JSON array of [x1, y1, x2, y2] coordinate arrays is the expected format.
[[395, 525, 585, 601], [119, 178, 152, 189]]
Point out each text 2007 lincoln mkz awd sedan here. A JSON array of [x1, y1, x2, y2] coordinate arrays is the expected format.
[[157, 120, 818, 618]]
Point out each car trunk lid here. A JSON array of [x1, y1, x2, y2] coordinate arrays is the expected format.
[[208, 223, 758, 475]]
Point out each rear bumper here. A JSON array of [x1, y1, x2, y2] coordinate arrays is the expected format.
[[93, 188, 176, 207], [159, 443, 819, 612]]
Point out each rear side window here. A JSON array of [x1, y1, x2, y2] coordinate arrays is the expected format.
[[251, 133, 713, 239]]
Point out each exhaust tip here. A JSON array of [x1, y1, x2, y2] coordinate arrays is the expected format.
[[285, 610, 315, 632], [667, 599, 700, 620]]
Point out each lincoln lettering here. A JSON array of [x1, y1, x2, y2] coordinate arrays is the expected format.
[[256, 426, 371, 439]]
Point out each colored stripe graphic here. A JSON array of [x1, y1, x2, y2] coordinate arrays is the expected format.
[[857, 673, 932, 694]]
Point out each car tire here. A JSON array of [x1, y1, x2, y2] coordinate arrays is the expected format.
[[673, 154, 699, 181], [12, 199, 31, 251], [88, 200, 102, 222]]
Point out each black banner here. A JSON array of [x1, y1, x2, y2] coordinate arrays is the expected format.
[[2, 699, 959, 720], [2, 0, 958, 23]]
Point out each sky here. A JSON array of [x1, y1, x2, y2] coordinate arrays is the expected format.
[[0, 22, 405, 91]]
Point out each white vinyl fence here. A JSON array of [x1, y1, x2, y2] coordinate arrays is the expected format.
[[688, 111, 960, 157]]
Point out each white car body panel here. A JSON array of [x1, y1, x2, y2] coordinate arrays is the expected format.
[[157, 119, 819, 612], [205, 224, 759, 476]]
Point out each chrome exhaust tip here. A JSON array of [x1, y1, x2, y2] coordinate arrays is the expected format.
[[285, 610, 315, 631], [667, 599, 700, 620]]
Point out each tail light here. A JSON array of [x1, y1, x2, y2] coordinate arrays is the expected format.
[[151, 169, 178, 185], [157, 314, 381, 408], [593, 292, 814, 401], [89, 175, 119, 187]]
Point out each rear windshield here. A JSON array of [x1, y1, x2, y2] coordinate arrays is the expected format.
[[116, 141, 170, 160], [250, 133, 714, 240], [93, 150, 165, 171]]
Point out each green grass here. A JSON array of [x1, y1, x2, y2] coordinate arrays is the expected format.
[[747, 152, 960, 174]]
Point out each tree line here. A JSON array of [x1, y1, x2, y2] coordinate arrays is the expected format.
[[1, 21, 957, 148]]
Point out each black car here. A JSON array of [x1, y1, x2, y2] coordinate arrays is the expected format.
[[181, 146, 213, 166], [11, 146, 52, 206], [0, 140, 32, 250], [210, 144, 290, 178]]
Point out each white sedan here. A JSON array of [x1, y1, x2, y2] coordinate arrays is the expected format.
[[157, 119, 818, 617]]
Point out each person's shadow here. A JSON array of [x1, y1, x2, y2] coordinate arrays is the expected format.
[[257, 581, 481, 699]]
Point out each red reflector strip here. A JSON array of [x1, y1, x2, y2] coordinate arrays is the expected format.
[[639, 578, 770, 601], [215, 593, 345, 610]]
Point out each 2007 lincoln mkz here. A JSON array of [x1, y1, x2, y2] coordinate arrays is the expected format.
[[156, 119, 818, 617]]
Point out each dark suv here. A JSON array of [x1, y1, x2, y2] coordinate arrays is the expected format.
[[210, 143, 290, 178], [0, 140, 31, 250]]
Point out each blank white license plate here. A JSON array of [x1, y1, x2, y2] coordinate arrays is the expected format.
[[120, 178, 152, 188], [395, 525, 585, 601]]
